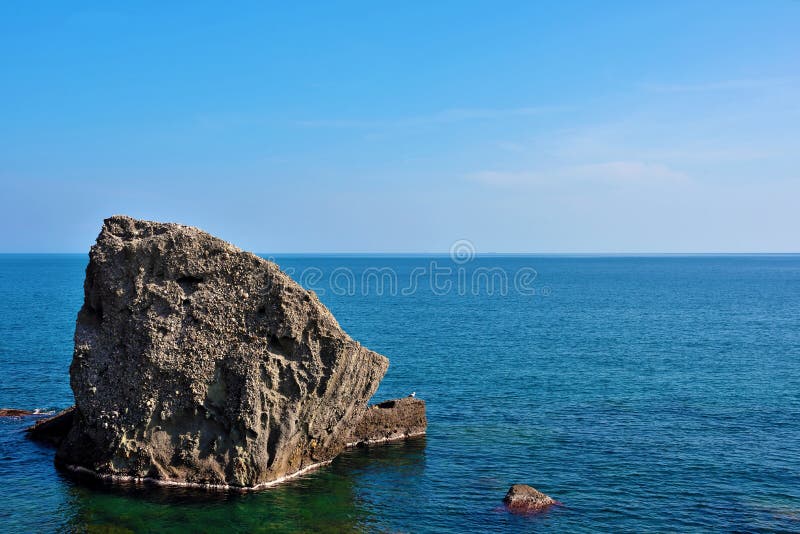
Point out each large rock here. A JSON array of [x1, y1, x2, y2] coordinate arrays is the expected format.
[[347, 398, 426, 447], [56, 216, 389, 488]]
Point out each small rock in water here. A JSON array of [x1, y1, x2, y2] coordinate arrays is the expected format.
[[0, 408, 35, 417], [503, 484, 557, 514]]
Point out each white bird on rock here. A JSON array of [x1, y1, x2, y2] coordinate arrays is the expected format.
[[408, 392, 416, 398]]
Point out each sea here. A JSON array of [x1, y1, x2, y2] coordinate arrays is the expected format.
[[1, 254, 799, 533]]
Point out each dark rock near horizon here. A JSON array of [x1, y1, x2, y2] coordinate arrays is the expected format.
[[503, 484, 557, 514], [347, 397, 427, 447], [56, 215, 389, 488]]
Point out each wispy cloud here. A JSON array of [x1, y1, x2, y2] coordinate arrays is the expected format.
[[470, 161, 689, 188], [295, 106, 562, 129], [641, 77, 793, 94]]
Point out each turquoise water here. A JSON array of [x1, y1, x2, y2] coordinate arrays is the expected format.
[[2, 254, 800, 532]]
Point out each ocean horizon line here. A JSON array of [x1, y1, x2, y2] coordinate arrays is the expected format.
[[1, 251, 799, 257]]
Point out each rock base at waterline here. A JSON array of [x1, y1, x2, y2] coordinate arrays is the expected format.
[[56, 215, 389, 489]]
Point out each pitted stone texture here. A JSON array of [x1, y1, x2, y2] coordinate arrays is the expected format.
[[503, 484, 557, 514], [56, 216, 388, 488]]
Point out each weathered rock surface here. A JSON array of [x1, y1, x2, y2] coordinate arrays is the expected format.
[[26, 407, 75, 446], [347, 398, 426, 447], [56, 215, 389, 488], [503, 484, 557, 514], [33, 400, 427, 451]]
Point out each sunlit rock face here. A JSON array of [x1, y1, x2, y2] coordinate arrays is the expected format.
[[57, 215, 389, 488]]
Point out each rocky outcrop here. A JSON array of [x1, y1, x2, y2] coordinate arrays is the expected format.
[[56, 216, 389, 488], [503, 484, 557, 514], [32, 400, 427, 451], [26, 407, 75, 446], [347, 398, 426, 447]]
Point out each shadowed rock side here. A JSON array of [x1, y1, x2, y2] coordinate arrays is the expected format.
[[26, 407, 75, 446], [55, 215, 389, 488], [347, 398, 426, 447]]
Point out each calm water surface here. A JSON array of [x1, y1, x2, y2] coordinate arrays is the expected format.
[[1, 254, 799, 532]]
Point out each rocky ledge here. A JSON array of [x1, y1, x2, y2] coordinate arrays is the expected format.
[[52, 215, 413, 489], [347, 397, 427, 447], [31, 399, 426, 451]]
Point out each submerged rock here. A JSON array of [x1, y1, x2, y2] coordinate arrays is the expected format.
[[56, 215, 389, 488], [503, 484, 557, 514], [347, 397, 426, 447], [0, 408, 36, 417]]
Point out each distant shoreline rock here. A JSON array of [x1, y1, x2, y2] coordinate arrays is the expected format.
[[55, 215, 394, 489], [0, 408, 36, 417]]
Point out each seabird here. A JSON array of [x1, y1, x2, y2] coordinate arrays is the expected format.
[[408, 392, 416, 398]]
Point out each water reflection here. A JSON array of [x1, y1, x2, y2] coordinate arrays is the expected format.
[[62, 438, 427, 533]]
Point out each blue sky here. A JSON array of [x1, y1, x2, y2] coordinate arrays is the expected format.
[[1, 1, 798, 253]]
